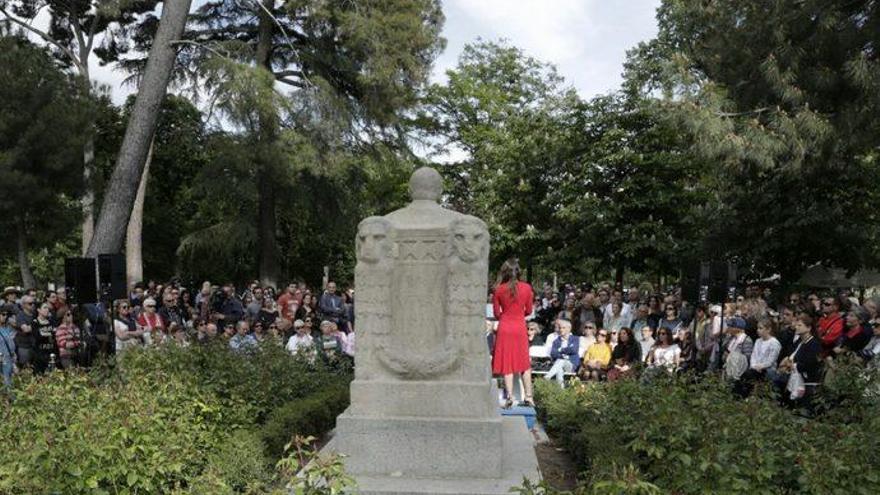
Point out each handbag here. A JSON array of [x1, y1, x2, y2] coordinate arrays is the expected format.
[[786, 367, 806, 400], [723, 350, 748, 380]]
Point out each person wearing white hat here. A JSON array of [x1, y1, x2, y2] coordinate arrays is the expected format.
[[2, 287, 21, 306], [136, 298, 163, 346], [286, 319, 313, 355]]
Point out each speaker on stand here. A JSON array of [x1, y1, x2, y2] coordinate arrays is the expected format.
[[98, 253, 127, 304], [64, 257, 97, 305]]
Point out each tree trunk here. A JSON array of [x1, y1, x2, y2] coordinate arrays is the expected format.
[[81, 135, 96, 255], [16, 218, 37, 290], [79, 58, 96, 255], [86, 0, 193, 257], [255, 0, 280, 287], [257, 165, 280, 287], [126, 139, 154, 288]]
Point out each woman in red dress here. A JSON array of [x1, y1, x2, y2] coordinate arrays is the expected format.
[[492, 259, 535, 407]]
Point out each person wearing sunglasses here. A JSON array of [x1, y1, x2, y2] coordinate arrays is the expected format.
[[286, 319, 314, 355], [580, 329, 612, 381], [658, 304, 683, 340], [645, 328, 681, 373], [114, 300, 144, 353], [817, 297, 844, 357], [136, 298, 163, 347]]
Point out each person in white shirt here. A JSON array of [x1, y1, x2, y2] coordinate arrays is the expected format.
[[113, 300, 144, 353], [645, 327, 680, 372], [286, 319, 314, 355], [603, 300, 632, 334], [750, 320, 782, 372], [734, 319, 781, 397]]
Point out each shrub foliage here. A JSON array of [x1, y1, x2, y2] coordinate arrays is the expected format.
[[0, 343, 352, 494], [534, 363, 880, 495]]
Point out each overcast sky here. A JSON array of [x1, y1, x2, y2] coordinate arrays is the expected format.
[[433, 0, 661, 98], [88, 0, 661, 105]]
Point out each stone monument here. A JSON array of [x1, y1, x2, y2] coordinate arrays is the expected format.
[[321, 167, 540, 494]]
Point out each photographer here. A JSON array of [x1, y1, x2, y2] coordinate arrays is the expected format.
[[213, 284, 244, 326], [0, 305, 16, 387], [318, 282, 347, 331]]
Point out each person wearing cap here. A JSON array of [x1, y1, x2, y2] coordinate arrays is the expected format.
[[0, 305, 17, 387], [286, 319, 313, 355], [721, 316, 753, 380]]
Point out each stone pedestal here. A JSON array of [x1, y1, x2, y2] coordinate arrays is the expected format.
[[319, 167, 539, 494], [323, 415, 537, 495]]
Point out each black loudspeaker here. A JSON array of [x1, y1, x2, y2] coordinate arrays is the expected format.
[[680, 263, 700, 303], [98, 253, 127, 303], [705, 261, 737, 303], [65, 257, 97, 305]]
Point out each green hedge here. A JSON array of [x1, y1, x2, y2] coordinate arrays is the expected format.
[[261, 382, 351, 459], [534, 361, 880, 495], [0, 343, 352, 494]]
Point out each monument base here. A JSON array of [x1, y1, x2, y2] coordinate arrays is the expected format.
[[321, 416, 540, 495]]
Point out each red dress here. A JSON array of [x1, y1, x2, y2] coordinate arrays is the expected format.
[[491, 281, 534, 375]]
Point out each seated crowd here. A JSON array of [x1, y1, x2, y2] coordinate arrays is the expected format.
[[0, 279, 357, 385], [502, 283, 880, 403], [3, 277, 880, 406]]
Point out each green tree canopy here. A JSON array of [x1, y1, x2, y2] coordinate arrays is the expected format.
[[623, 0, 880, 279], [548, 94, 710, 283], [0, 35, 91, 286], [421, 40, 580, 275]]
